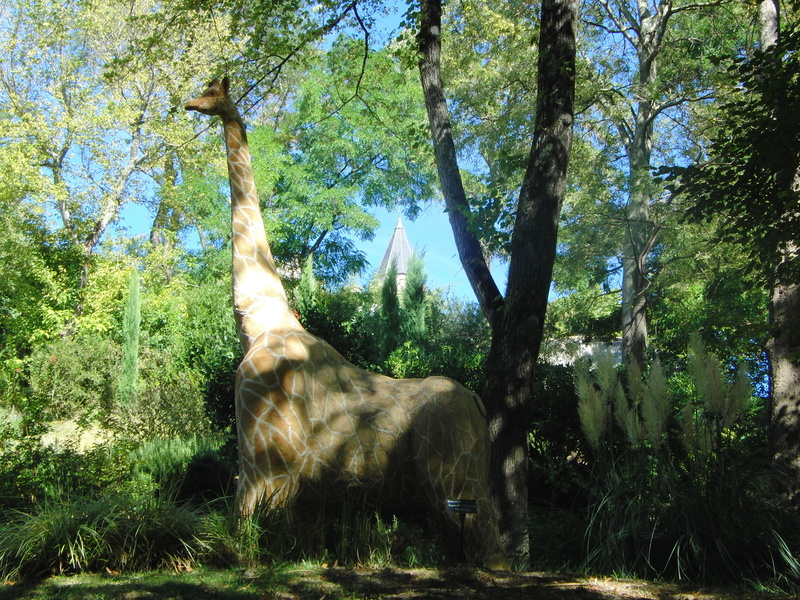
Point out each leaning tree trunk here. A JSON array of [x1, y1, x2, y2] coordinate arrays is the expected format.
[[417, 0, 503, 327], [418, 0, 577, 564]]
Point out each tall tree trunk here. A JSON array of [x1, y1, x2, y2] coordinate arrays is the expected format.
[[769, 276, 800, 504], [759, 0, 800, 505], [621, 138, 652, 367], [758, 0, 779, 48], [619, 2, 668, 366], [484, 0, 577, 562], [418, 0, 577, 563]]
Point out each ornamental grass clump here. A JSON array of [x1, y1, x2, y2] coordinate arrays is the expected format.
[[683, 334, 751, 452], [574, 340, 800, 587], [0, 491, 206, 581], [575, 359, 608, 451], [640, 359, 669, 449]]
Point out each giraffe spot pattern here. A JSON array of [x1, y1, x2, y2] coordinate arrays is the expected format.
[[234, 329, 507, 567], [186, 78, 507, 568]]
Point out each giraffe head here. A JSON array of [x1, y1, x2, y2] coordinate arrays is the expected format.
[[185, 77, 238, 119]]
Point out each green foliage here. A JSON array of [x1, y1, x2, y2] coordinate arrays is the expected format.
[[182, 278, 240, 431], [0, 439, 130, 510], [528, 363, 588, 507], [438, 1, 539, 256], [25, 335, 120, 428], [295, 284, 382, 371], [386, 342, 429, 379], [22, 329, 213, 442], [0, 201, 81, 403], [124, 346, 212, 440], [0, 0, 217, 272], [646, 237, 770, 374], [239, 39, 436, 285], [0, 490, 207, 580], [294, 269, 489, 390], [130, 436, 235, 503], [0, 434, 234, 579], [401, 254, 427, 343], [546, 283, 619, 342], [0, 447, 438, 580], [0, 0, 789, 585], [248, 125, 376, 285], [421, 294, 490, 392], [295, 254, 319, 318], [667, 25, 800, 286]]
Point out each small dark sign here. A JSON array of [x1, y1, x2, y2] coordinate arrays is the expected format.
[[446, 499, 478, 514]]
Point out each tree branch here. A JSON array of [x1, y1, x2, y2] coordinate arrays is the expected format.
[[596, 0, 639, 46], [417, 0, 503, 326]]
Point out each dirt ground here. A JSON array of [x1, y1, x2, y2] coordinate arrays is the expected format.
[[258, 566, 794, 600]]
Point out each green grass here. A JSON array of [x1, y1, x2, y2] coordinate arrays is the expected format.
[[0, 491, 210, 581], [0, 486, 443, 583], [0, 567, 300, 600]]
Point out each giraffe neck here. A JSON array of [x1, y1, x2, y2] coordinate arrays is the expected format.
[[222, 114, 298, 352]]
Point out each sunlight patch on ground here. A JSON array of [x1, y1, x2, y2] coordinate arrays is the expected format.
[[40, 420, 111, 452]]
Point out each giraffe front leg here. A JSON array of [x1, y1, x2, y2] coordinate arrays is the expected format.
[[236, 426, 297, 515], [235, 462, 295, 515], [235, 378, 301, 515]]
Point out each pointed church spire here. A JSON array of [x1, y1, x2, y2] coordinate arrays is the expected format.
[[379, 216, 413, 285]]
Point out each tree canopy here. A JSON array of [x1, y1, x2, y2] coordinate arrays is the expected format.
[[667, 25, 800, 286], [1, 0, 799, 578]]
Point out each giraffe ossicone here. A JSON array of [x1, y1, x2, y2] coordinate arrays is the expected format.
[[186, 77, 508, 569]]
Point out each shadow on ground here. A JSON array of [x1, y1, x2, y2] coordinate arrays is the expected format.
[[1, 566, 795, 600]]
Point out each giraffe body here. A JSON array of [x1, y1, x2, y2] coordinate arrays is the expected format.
[[186, 78, 507, 569]]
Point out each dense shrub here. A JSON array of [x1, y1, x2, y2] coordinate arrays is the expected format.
[[0, 440, 130, 511], [130, 436, 235, 504], [182, 280, 241, 431], [528, 363, 589, 508], [121, 347, 213, 440], [25, 335, 120, 424], [0, 435, 239, 580]]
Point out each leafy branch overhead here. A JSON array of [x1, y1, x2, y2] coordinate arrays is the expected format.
[[664, 26, 800, 286]]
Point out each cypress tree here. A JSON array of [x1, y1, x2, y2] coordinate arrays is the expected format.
[[296, 253, 318, 318], [380, 262, 402, 359], [119, 270, 141, 407], [401, 254, 427, 343]]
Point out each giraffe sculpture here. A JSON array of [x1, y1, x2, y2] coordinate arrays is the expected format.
[[185, 77, 508, 569]]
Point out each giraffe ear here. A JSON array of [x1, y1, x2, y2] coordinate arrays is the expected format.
[[222, 76, 230, 95]]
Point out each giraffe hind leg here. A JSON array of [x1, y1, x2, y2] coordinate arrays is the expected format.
[[411, 393, 508, 568]]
